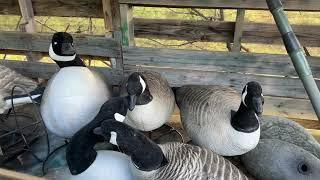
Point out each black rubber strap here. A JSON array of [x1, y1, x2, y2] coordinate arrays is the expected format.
[[282, 32, 301, 54], [266, 0, 283, 11]]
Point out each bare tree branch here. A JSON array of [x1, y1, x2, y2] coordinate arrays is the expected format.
[[190, 9, 209, 20], [303, 46, 311, 56], [34, 19, 57, 32], [146, 38, 196, 47]]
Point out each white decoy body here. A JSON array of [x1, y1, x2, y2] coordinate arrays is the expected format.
[[95, 120, 250, 180], [175, 82, 264, 156], [41, 32, 111, 138], [120, 71, 175, 131], [0, 64, 41, 114], [46, 151, 133, 180], [45, 95, 135, 180]]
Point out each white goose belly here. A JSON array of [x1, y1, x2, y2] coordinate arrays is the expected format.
[[125, 100, 172, 131], [187, 122, 260, 156], [41, 67, 110, 138]]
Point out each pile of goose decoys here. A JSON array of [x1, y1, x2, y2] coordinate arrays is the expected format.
[[1, 32, 320, 180]]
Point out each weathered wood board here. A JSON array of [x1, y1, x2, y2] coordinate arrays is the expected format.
[[119, 0, 320, 11], [0, 0, 103, 17], [0, 168, 43, 180], [1, 0, 320, 17], [123, 47, 320, 100], [0, 31, 121, 58], [0, 60, 123, 85], [134, 18, 320, 47], [123, 47, 320, 78]]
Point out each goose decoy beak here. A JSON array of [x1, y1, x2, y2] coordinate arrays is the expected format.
[[129, 95, 137, 111], [61, 43, 76, 56], [252, 97, 263, 116]]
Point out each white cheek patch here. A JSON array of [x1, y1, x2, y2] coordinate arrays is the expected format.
[[109, 131, 118, 145], [49, 43, 76, 62], [254, 113, 259, 120], [114, 113, 125, 122], [139, 76, 146, 93], [241, 85, 248, 107]]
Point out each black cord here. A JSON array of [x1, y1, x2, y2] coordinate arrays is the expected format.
[[10, 85, 50, 163], [41, 141, 69, 176], [1, 85, 72, 177]]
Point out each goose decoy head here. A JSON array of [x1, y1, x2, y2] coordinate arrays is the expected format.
[[126, 72, 153, 111], [49, 32, 76, 61], [241, 81, 264, 116], [94, 120, 168, 171]]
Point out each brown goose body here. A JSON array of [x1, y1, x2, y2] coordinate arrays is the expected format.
[[133, 142, 249, 180], [121, 71, 175, 131], [175, 85, 260, 156]]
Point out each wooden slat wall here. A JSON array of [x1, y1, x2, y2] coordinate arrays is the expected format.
[[0, 31, 121, 58], [0, 60, 123, 85], [0, 0, 103, 17], [0, 59, 317, 122], [119, 0, 320, 11], [134, 18, 320, 47], [1, 0, 320, 17], [123, 47, 320, 99]]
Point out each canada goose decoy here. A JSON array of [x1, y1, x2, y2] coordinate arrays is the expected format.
[[241, 139, 320, 180], [0, 64, 43, 114], [120, 71, 175, 131], [260, 115, 320, 159], [175, 82, 263, 156], [44, 95, 135, 180], [41, 32, 111, 138], [94, 120, 250, 180]]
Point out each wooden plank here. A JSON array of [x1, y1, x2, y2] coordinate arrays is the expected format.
[[133, 18, 320, 47], [0, 60, 123, 85], [102, 0, 124, 70], [170, 96, 318, 127], [0, 0, 103, 17], [0, 31, 121, 58], [123, 47, 320, 78], [231, 9, 245, 52], [18, 0, 42, 62], [125, 64, 320, 99], [119, 0, 320, 11], [307, 129, 320, 142], [2, 0, 320, 17], [120, 4, 135, 46], [0, 168, 43, 180], [264, 96, 317, 121], [102, 0, 114, 37]]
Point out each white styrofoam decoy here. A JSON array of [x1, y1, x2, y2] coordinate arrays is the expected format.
[[41, 32, 111, 138]]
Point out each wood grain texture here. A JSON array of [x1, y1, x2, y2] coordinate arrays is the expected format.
[[125, 65, 319, 99], [123, 47, 320, 78], [18, 0, 43, 62], [134, 18, 320, 47], [0, 168, 43, 180], [120, 4, 135, 46], [0, 0, 103, 17], [0, 60, 123, 85], [231, 9, 245, 52], [170, 96, 318, 127], [119, 0, 320, 11], [0, 31, 121, 58], [123, 47, 320, 99], [1, 0, 319, 17]]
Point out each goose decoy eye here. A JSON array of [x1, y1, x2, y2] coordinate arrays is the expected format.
[[298, 162, 310, 175]]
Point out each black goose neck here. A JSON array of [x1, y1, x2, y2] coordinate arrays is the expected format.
[[55, 55, 86, 68], [66, 96, 130, 175], [231, 102, 259, 133]]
